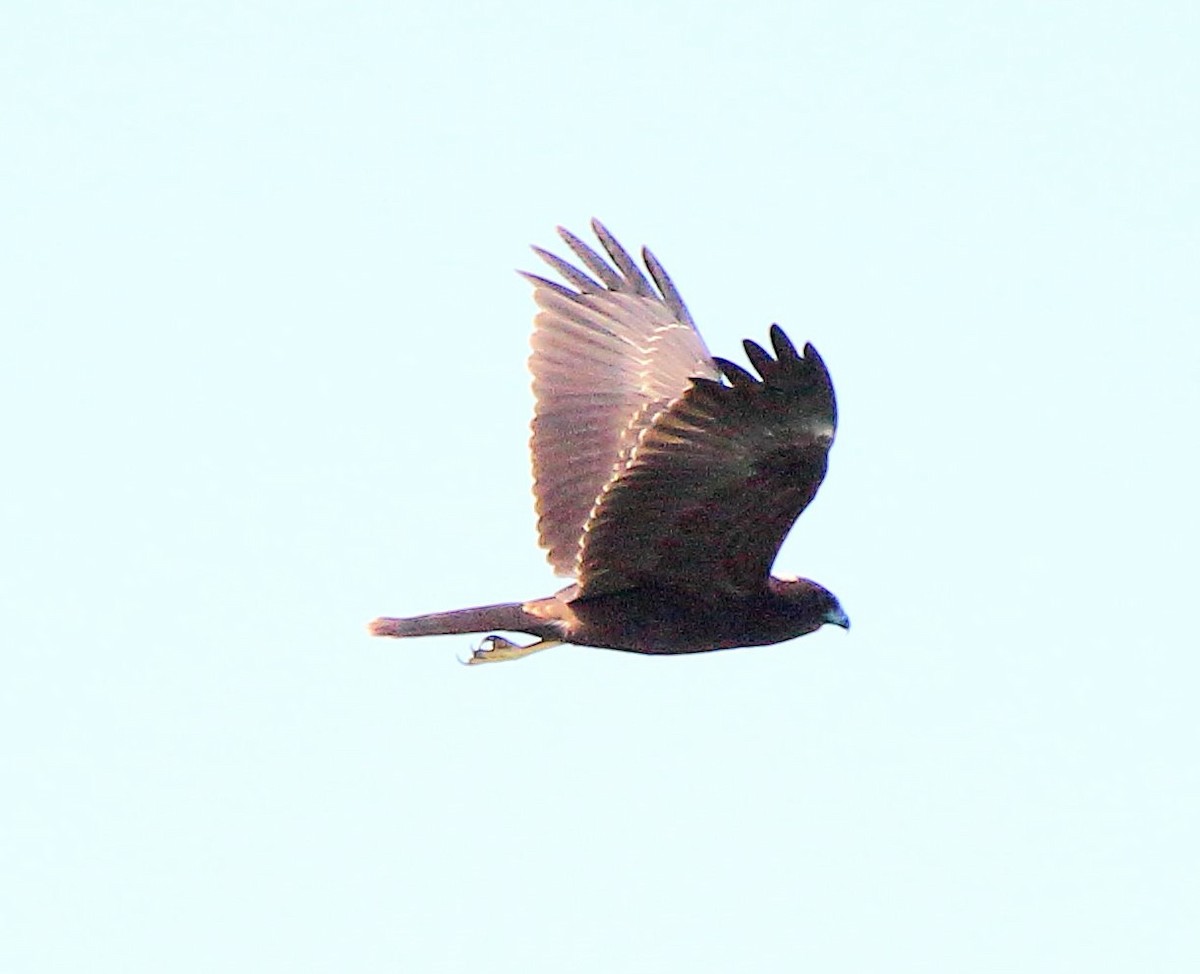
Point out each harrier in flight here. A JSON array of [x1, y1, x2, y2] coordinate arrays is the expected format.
[[370, 221, 848, 663]]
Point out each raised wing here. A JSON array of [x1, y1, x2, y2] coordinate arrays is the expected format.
[[576, 325, 837, 597], [525, 220, 718, 577]]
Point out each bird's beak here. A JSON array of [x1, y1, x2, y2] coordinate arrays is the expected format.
[[825, 607, 850, 630]]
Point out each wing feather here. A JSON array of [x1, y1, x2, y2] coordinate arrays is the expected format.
[[527, 221, 718, 577], [576, 328, 837, 596], [642, 248, 695, 328]]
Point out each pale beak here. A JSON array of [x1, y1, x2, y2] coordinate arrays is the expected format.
[[825, 606, 850, 630]]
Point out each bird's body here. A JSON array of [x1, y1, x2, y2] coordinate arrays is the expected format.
[[370, 221, 849, 663], [371, 577, 845, 657]]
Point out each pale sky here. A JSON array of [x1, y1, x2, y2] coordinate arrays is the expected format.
[[3, 2, 1198, 971]]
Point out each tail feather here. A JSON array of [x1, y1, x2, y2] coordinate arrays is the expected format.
[[369, 602, 530, 639]]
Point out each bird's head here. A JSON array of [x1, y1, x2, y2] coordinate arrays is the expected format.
[[771, 575, 850, 632]]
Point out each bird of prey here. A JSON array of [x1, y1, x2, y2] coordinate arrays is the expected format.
[[369, 221, 848, 663]]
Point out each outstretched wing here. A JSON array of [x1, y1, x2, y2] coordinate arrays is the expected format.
[[576, 326, 837, 597], [525, 220, 718, 578]]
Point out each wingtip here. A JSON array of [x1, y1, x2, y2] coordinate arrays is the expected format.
[[518, 269, 574, 296], [713, 356, 758, 387], [742, 338, 775, 380], [769, 324, 800, 360], [556, 224, 585, 249]]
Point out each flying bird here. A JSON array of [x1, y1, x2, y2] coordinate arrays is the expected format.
[[370, 221, 848, 663]]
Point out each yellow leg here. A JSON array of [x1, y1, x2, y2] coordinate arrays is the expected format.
[[465, 635, 563, 665]]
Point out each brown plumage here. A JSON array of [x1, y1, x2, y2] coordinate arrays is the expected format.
[[369, 221, 848, 663]]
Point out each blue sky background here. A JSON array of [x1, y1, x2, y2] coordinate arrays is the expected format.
[[3, 2, 1198, 971]]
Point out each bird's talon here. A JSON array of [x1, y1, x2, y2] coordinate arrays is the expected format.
[[464, 634, 546, 665], [466, 634, 510, 664]]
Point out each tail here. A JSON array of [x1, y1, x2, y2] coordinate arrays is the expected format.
[[369, 601, 532, 639]]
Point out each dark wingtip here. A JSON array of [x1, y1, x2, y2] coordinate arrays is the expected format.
[[713, 356, 758, 387], [742, 338, 775, 379], [770, 324, 799, 359]]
